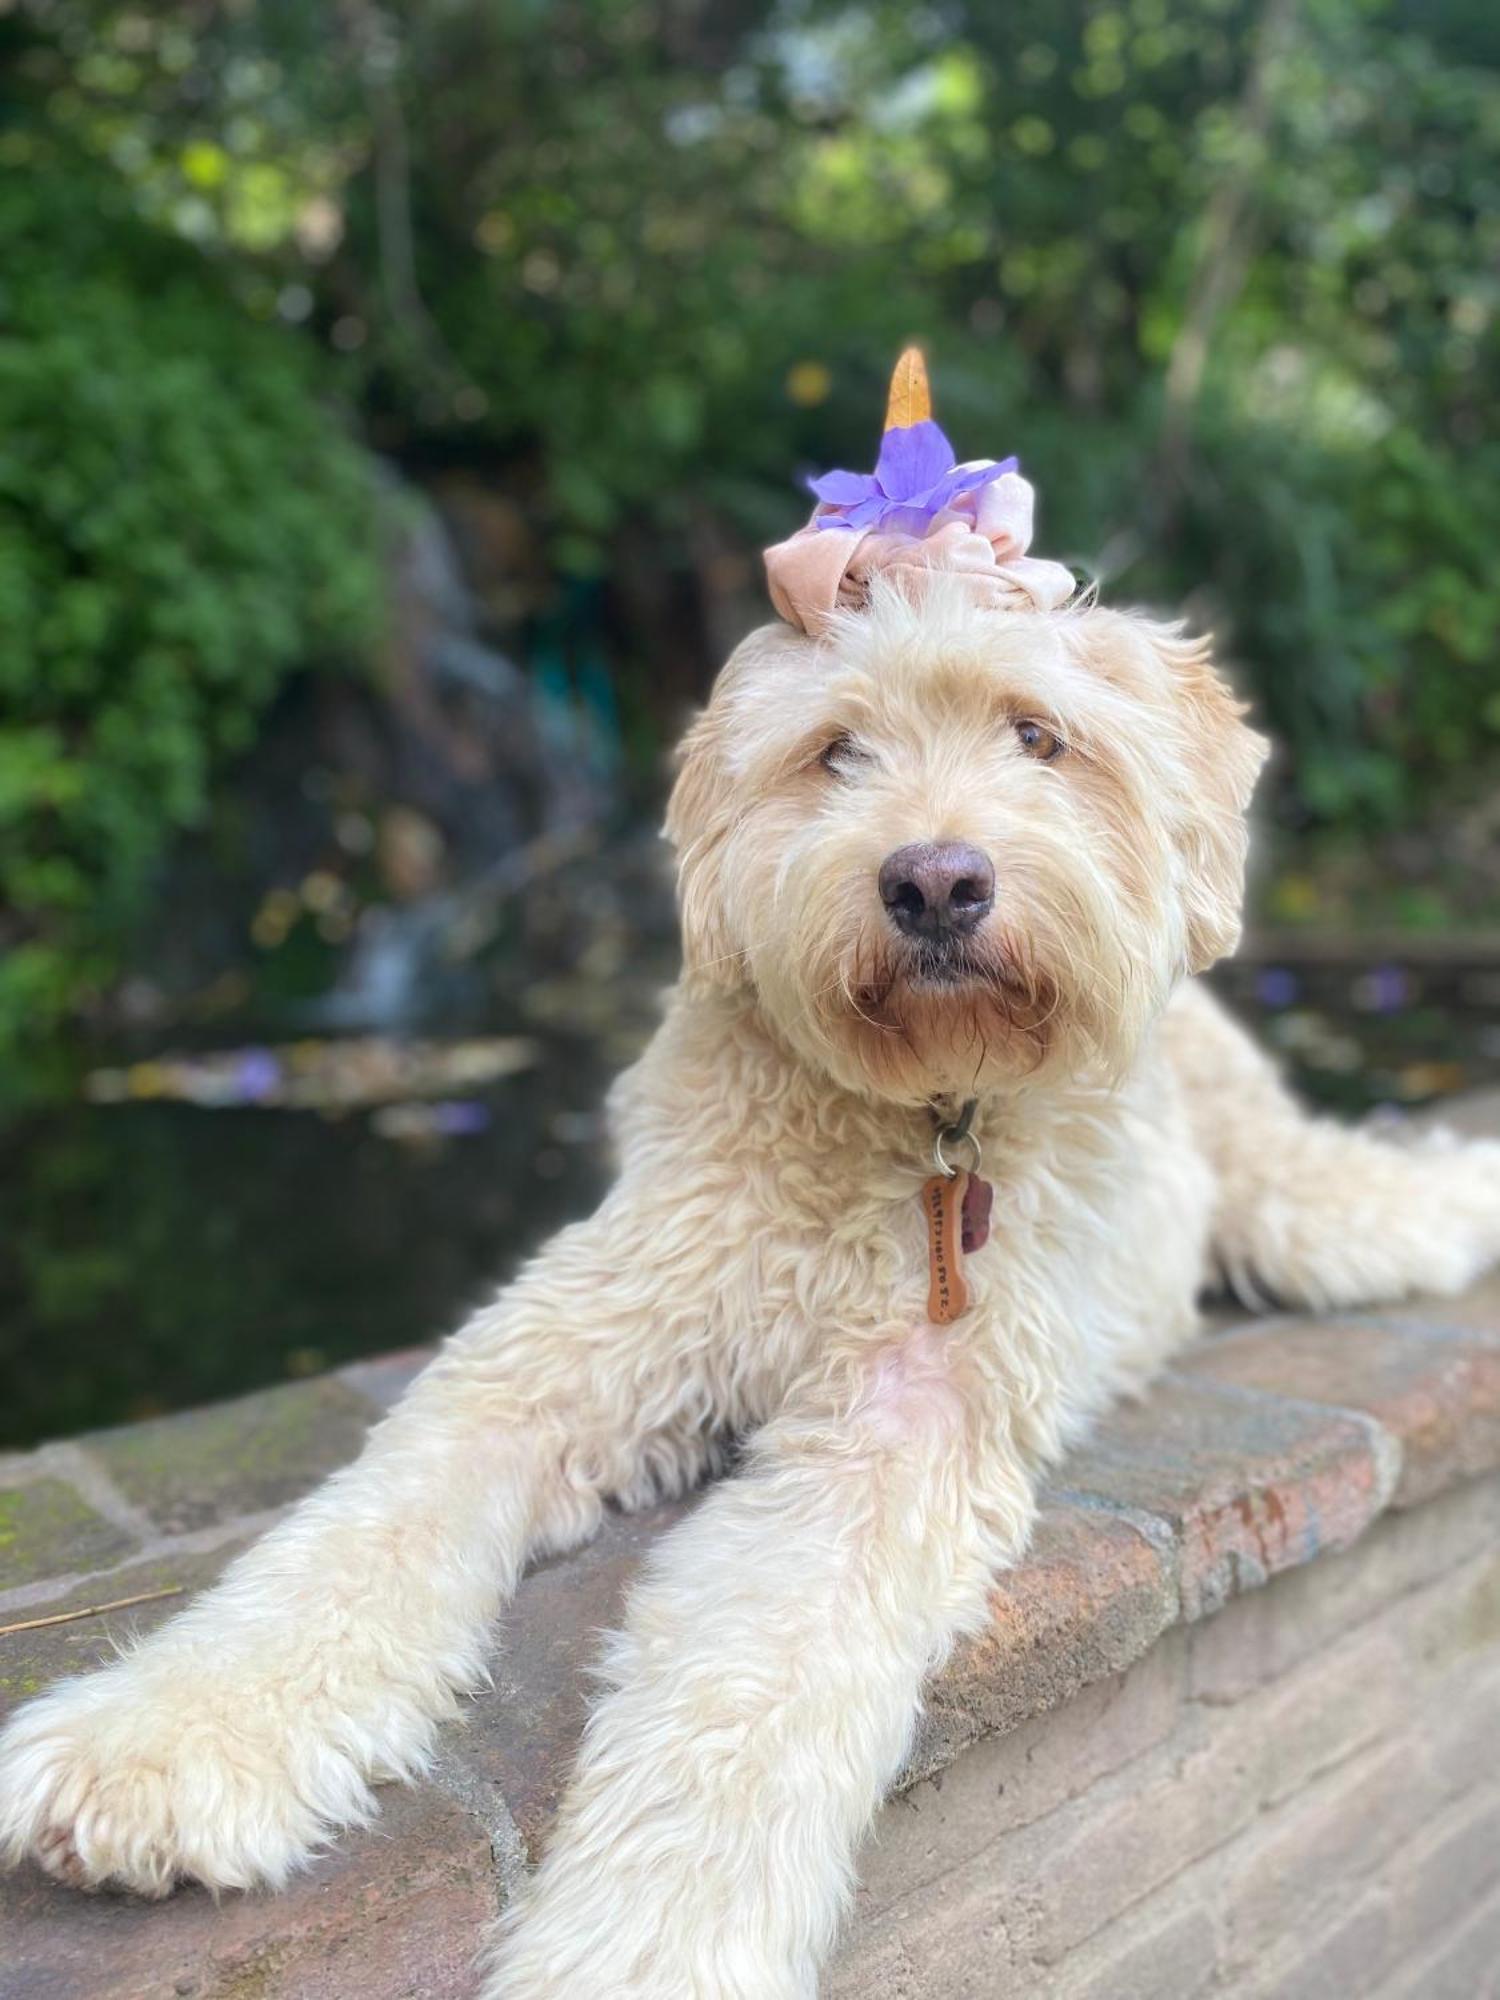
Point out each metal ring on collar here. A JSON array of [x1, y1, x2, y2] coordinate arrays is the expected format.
[[933, 1125, 984, 1180]]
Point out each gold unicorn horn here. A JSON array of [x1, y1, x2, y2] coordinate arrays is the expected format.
[[884, 346, 932, 430]]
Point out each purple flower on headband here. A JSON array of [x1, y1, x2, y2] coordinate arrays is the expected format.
[[808, 420, 1018, 536]]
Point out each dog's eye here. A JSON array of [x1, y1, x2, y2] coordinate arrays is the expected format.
[[819, 734, 866, 777], [1015, 719, 1065, 763]]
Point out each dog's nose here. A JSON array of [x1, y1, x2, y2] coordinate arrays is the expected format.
[[879, 841, 995, 940]]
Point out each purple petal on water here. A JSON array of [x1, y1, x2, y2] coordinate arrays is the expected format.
[[806, 468, 880, 504], [433, 1100, 491, 1136], [874, 420, 955, 499], [234, 1049, 282, 1101], [1255, 967, 1300, 1010], [1351, 964, 1412, 1016]]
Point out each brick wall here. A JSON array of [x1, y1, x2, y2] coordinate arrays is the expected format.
[[4, 1251, 1500, 1995], [832, 1474, 1500, 2000]]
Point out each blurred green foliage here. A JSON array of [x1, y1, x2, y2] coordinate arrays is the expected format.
[[4, 0, 1500, 1052], [0, 134, 383, 1054]]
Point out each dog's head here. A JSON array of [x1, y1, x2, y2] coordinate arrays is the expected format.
[[666, 576, 1267, 1102]]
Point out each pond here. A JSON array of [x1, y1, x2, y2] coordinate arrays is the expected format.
[[3, 949, 1497, 1451]]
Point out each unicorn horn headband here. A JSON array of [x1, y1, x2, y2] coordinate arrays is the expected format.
[[884, 344, 932, 429], [764, 347, 1076, 635]]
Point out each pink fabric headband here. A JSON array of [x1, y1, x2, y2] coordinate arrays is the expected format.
[[763, 349, 1076, 636]]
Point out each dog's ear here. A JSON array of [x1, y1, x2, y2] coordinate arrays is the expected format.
[[664, 623, 818, 988], [663, 697, 740, 987], [1145, 621, 1269, 973], [1076, 609, 1268, 975]]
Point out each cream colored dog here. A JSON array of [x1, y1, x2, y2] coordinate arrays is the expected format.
[[5, 576, 1500, 1999]]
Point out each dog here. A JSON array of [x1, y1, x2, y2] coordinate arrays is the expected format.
[[5, 385, 1500, 1999]]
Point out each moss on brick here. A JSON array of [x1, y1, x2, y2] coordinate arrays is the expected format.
[[1, 1777, 497, 1998], [0, 1477, 137, 1589], [0, 1543, 249, 1719], [83, 1378, 376, 1534]]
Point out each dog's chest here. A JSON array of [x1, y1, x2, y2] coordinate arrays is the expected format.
[[728, 1076, 1211, 1393], [624, 1009, 1212, 1402], [737, 1131, 1077, 1328]]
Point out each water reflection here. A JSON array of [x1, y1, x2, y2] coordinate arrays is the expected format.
[[0, 1027, 621, 1451], [2, 954, 1496, 1450], [1213, 956, 1500, 1118]]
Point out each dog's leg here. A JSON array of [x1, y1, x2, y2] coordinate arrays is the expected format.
[[1168, 983, 1500, 1309], [486, 1325, 1029, 2000], [0, 1203, 719, 1897]]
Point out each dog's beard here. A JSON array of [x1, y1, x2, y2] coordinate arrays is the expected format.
[[740, 822, 1174, 1102], [753, 914, 1087, 1102], [836, 928, 1061, 1094]]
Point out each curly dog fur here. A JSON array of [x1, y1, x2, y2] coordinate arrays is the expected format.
[[5, 577, 1500, 1997]]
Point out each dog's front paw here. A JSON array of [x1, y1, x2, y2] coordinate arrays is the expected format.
[[0, 1657, 363, 1896]]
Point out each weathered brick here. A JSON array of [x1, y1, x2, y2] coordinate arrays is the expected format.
[[3, 1781, 496, 2000], [827, 1833, 1027, 1996], [1000, 1589, 1432, 1974], [1054, 1374, 1397, 1620], [1387, 1788, 1500, 1966], [1377, 1880, 1500, 2000], [1049, 1901, 1219, 2000], [1249, 1538, 1500, 1806], [1226, 1614, 1405, 1810], [1188, 1476, 1500, 1701], [0, 1544, 247, 1722], [1184, 1315, 1500, 1507], [1239, 1889, 1395, 2000], [1404, 1545, 1500, 1686], [1217, 1739, 1422, 1966], [855, 1636, 1183, 1922], [453, 1494, 694, 1860], [841, 1693, 1248, 1981], [837, 1881, 1219, 2000], [907, 1500, 1177, 1782], [1188, 1504, 1493, 1726], [84, 1378, 376, 1533], [0, 1477, 138, 1591], [1424, 1659, 1500, 1800], [825, 1925, 923, 2000], [971, 1723, 1255, 1963]]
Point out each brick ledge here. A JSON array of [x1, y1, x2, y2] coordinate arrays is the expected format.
[[5, 1143, 1500, 1994]]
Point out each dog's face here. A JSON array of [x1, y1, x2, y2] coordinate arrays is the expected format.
[[667, 579, 1267, 1102]]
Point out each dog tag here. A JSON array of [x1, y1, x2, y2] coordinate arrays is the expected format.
[[922, 1170, 995, 1323], [923, 1171, 970, 1323]]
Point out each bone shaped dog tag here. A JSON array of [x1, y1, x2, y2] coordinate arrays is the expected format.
[[922, 1170, 995, 1323]]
